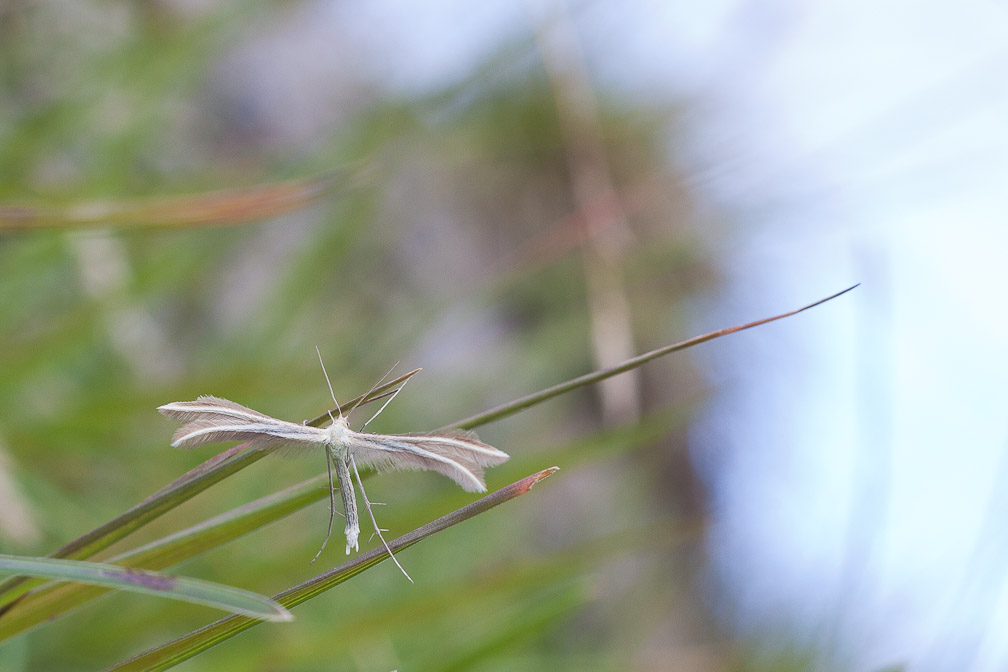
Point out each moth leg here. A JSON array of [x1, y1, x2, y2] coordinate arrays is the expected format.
[[350, 455, 413, 583], [311, 445, 340, 564]]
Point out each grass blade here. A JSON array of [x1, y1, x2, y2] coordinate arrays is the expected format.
[[0, 556, 291, 623], [448, 284, 859, 430], [104, 468, 559, 672]]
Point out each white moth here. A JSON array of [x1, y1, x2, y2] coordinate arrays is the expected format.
[[158, 353, 509, 581]]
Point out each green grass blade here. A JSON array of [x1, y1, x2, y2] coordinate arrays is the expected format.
[[0, 556, 291, 623], [104, 468, 559, 672], [448, 284, 859, 430]]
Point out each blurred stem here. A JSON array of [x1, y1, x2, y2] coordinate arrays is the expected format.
[[0, 165, 373, 231], [533, 1, 640, 425]]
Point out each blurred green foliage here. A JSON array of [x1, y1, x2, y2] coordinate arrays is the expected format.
[[0, 2, 733, 670]]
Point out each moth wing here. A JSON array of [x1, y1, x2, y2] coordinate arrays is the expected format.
[[158, 395, 275, 423], [348, 429, 509, 493], [158, 396, 325, 451]]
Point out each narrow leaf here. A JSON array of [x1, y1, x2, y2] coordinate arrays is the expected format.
[[0, 555, 291, 623], [448, 284, 859, 429]]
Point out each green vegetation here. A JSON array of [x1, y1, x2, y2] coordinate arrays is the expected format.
[[0, 4, 851, 670]]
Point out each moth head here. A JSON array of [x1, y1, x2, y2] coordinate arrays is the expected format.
[[325, 413, 351, 445]]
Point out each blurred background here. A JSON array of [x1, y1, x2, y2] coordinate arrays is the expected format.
[[1, 0, 1007, 670]]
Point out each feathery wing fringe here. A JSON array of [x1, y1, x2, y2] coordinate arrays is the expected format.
[[157, 396, 324, 450], [348, 429, 509, 492]]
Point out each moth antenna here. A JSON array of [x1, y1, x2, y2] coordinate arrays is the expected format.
[[316, 345, 342, 417], [347, 360, 400, 420], [360, 364, 413, 431], [311, 446, 338, 564], [350, 456, 413, 583]]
